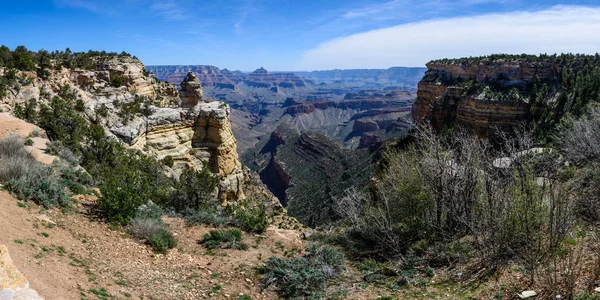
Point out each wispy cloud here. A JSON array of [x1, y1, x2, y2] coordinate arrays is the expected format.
[[54, 0, 102, 12], [234, 0, 257, 34], [342, 0, 413, 20], [150, 1, 187, 21], [55, 0, 189, 20], [299, 5, 600, 69], [342, 0, 513, 21]]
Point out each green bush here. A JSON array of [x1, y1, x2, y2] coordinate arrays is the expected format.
[[232, 198, 270, 234], [261, 256, 326, 298], [98, 165, 152, 225], [96, 103, 109, 118], [110, 74, 124, 87], [38, 96, 90, 153], [201, 229, 248, 250], [259, 244, 345, 298], [162, 155, 174, 167], [148, 228, 177, 254], [75, 99, 85, 112], [13, 98, 38, 123], [164, 165, 217, 212], [6, 166, 69, 208]]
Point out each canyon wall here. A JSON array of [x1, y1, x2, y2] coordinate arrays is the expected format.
[[414, 59, 561, 137]]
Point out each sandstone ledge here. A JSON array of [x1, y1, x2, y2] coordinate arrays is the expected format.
[[0, 245, 44, 300]]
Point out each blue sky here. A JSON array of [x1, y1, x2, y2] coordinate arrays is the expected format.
[[1, 0, 599, 70]]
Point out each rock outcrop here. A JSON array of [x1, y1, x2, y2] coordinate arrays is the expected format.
[[0, 56, 248, 203], [180, 72, 204, 108], [115, 101, 245, 201], [88, 56, 179, 106], [1, 56, 179, 111], [413, 58, 560, 137], [0, 245, 44, 300]]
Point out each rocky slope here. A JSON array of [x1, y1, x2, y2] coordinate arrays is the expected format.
[[242, 125, 374, 227]]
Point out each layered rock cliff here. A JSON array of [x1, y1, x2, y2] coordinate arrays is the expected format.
[[414, 57, 560, 137], [295, 67, 426, 91], [115, 101, 245, 201]]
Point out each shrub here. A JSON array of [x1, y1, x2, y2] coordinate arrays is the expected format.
[[99, 166, 151, 225], [128, 216, 164, 240], [13, 98, 38, 123], [339, 149, 432, 258], [110, 75, 124, 87], [24, 138, 34, 146], [75, 99, 85, 112], [47, 141, 80, 165], [185, 210, 233, 228], [164, 165, 217, 212], [129, 213, 177, 254], [342, 126, 574, 283], [6, 166, 69, 208], [0, 135, 69, 208], [305, 244, 346, 278], [0, 135, 38, 182], [261, 256, 326, 298], [96, 104, 109, 118], [201, 229, 248, 250], [97, 148, 173, 225], [232, 198, 270, 234], [147, 228, 177, 254], [38, 96, 90, 152], [259, 244, 345, 298], [558, 105, 600, 164], [162, 155, 174, 167]]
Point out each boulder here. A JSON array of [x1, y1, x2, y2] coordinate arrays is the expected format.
[[0, 245, 44, 299]]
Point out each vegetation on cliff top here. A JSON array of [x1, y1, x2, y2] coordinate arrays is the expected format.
[[0, 44, 135, 72], [429, 52, 599, 66]]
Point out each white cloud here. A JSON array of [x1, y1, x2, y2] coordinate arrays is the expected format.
[[298, 5, 600, 70]]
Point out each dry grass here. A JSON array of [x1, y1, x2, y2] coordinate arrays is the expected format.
[[0, 134, 38, 182]]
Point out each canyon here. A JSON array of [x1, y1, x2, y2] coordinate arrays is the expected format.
[[147, 65, 420, 153]]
